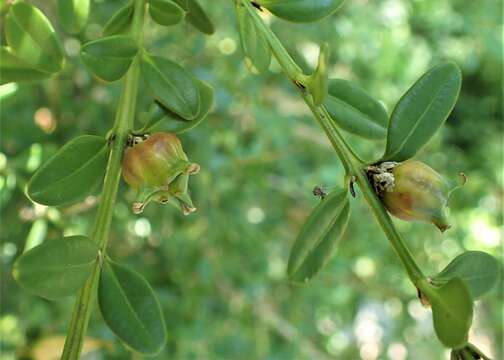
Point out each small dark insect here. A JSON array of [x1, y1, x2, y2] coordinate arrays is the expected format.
[[251, 1, 263, 11], [312, 185, 327, 200]]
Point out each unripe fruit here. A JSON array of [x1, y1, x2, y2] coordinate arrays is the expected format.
[[381, 161, 450, 232], [122, 132, 199, 215]]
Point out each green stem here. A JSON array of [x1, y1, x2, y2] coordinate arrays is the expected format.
[[241, 0, 424, 284], [60, 2, 145, 359]]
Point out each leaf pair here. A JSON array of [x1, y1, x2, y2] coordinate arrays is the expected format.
[[287, 189, 350, 282], [1, 2, 65, 84], [256, 0, 345, 23]]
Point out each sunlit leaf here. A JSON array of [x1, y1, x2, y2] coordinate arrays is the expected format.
[[288, 189, 350, 282], [383, 62, 462, 161], [257, 0, 345, 23], [98, 260, 167, 355], [80, 35, 138, 82], [306, 42, 329, 105], [13, 236, 98, 299], [27, 135, 108, 206], [58, 0, 90, 34]]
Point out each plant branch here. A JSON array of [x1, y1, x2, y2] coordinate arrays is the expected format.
[[240, 0, 424, 285], [60, 1, 145, 359]]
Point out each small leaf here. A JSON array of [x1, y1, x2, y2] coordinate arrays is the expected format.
[[0, 47, 51, 85], [145, 78, 214, 133], [141, 53, 200, 120], [27, 135, 108, 206], [99, 260, 167, 355], [257, 0, 345, 23], [103, 1, 134, 36], [173, 0, 214, 34], [431, 251, 501, 299], [80, 35, 138, 82], [306, 42, 329, 105], [148, 0, 185, 26], [13, 236, 98, 299], [421, 278, 473, 349], [236, 3, 271, 73], [58, 0, 90, 34], [383, 62, 462, 161], [287, 189, 350, 282], [5, 1, 65, 73], [324, 79, 388, 140]]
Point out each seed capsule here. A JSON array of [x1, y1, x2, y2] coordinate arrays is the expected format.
[[122, 132, 199, 215], [379, 160, 450, 232]]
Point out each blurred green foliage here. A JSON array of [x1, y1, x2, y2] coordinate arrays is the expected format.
[[0, 0, 502, 359]]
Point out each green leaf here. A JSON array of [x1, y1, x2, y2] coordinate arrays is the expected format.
[[306, 42, 329, 105], [236, 3, 271, 73], [0, 47, 51, 85], [287, 189, 350, 282], [4, 1, 65, 73], [27, 135, 108, 206], [324, 79, 388, 140], [145, 78, 214, 133], [80, 35, 138, 82], [13, 236, 98, 299], [141, 53, 200, 120], [103, 1, 134, 36], [421, 278, 473, 349], [383, 62, 462, 161], [173, 0, 214, 34], [148, 0, 185, 26], [99, 260, 167, 355], [257, 0, 345, 23], [58, 0, 90, 34], [431, 251, 501, 299]]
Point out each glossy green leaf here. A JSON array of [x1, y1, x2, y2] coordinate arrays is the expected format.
[[141, 53, 200, 120], [13, 236, 98, 299], [103, 1, 134, 36], [58, 0, 90, 34], [383, 62, 462, 161], [4, 1, 65, 73], [148, 0, 185, 26], [324, 79, 388, 139], [0, 47, 51, 85], [431, 251, 501, 299], [258, 0, 345, 23], [80, 35, 138, 82], [99, 260, 167, 355], [236, 3, 271, 73], [306, 42, 329, 105], [27, 135, 108, 206], [145, 78, 214, 133], [173, 0, 214, 34], [421, 278, 473, 349], [287, 189, 350, 282]]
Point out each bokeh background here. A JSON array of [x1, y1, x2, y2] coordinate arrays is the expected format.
[[1, 0, 502, 359]]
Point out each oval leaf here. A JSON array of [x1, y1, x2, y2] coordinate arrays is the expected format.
[[421, 278, 473, 348], [149, 0, 185, 26], [81, 35, 138, 82], [58, 0, 90, 34], [0, 47, 51, 85], [258, 0, 345, 23], [145, 78, 214, 133], [27, 135, 108, 206], [383, 62, 462, 161], [287, 189, 350, 282], [13, 236, 98, 299], [236, 3, 271, 73], [141, 53, 200, 120], [324, 79, 388, 139], [431, 251, 501, 299], [99, 260, 167, 355], [103, 2, 134, 36], [173, 0, 214, 34], [4, 1, 65, 73], [306, 42, 329, 105]]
